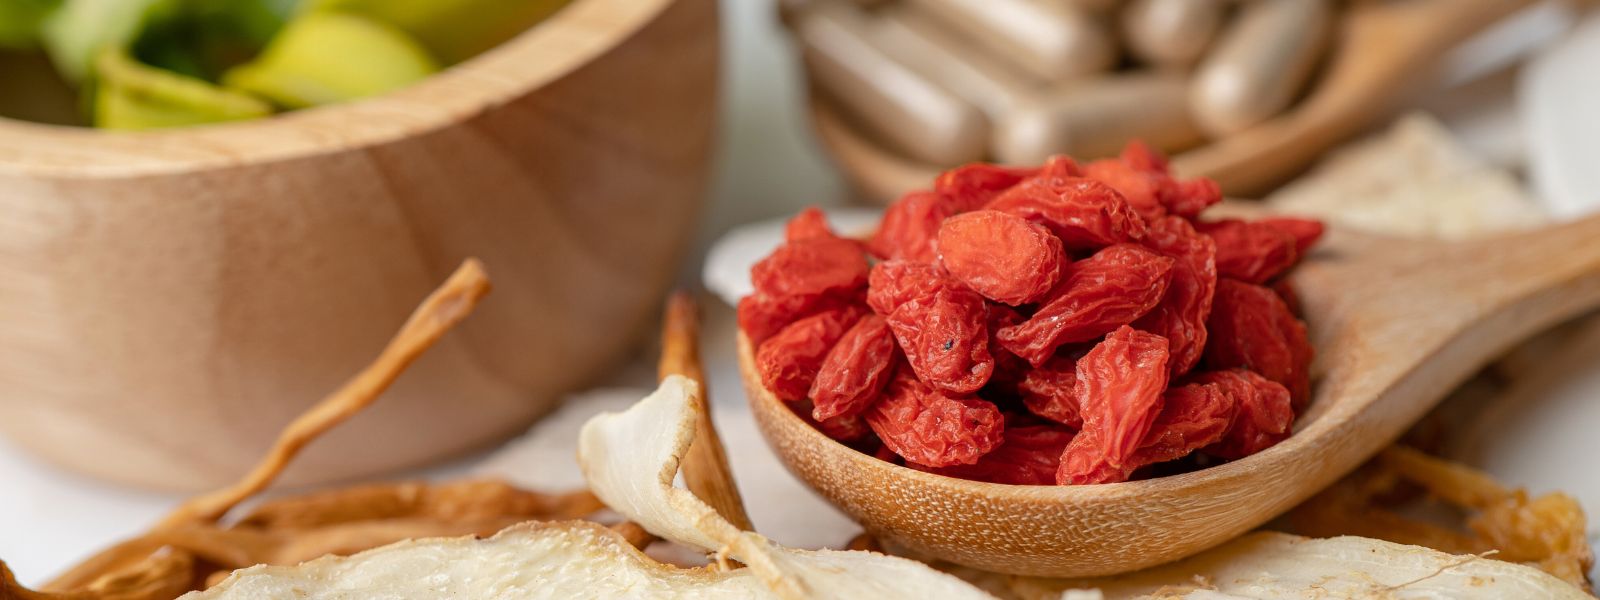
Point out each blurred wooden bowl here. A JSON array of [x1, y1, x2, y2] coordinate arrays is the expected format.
[[0, 0, 718, 491]]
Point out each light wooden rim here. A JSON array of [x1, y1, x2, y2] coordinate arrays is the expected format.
[[741, 331, 1331, 503], [0, 0, 672, 177]]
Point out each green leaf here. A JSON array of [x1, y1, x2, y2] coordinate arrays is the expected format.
[[40, 0, 177, 82], [306, 0, 570, 64], [0, 0, 61, 49]]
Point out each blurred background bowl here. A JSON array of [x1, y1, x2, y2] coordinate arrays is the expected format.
[[0, 0, 719, 491]]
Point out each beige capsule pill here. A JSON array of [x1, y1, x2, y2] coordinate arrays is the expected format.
[[796, 3, 989, 165], [1123, 0, 1225, 69], [1191, 0, 1332, 137], [906, 0, 1117, 82], [873, 6, 1046, 118], [994, 73, 1203, 164]]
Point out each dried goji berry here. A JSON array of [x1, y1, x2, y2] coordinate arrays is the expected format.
[[1118, 139, 1168, 173], [1160, 178, 1222, 218], [1018, 356, 1083, 428], [997, 244, 1174, 366], [791, 399, 875, 443], [868, 190, 952, 263], [937, 210, 1066, 306], [866, 260, 949, 316], [811, 315, 899, 421], [1196, 219, 1299, 284], [785, 206, 835, 242], [1271, 278, 1302, 316], [1204, 279, 1313, 406], [935, 163, 1040, 212], [740, 234, 870, 344], [1190, 369, 1293, 459], [916, 424, 1074, 485], [1083, 158, 1167, 222], [887, 286, 995, 395], [1134, 216, 1218, 377], [1058, 380, 1232, 484], [987, 176, 1146, 249], [866, 368, 1005, 467], [1054, 326, 1170, 484], [985, 304, 1030, 389], [755, 307, 865, 402], [1258, 217, 1325, 257]]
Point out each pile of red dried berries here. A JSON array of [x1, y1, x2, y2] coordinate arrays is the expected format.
[[741, 141, 1322, 486]]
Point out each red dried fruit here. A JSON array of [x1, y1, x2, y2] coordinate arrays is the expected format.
[[1134, 216, 1218, 377], [935, 163, 1040, 212], [866, 368, 1006, 467], [1055, 327, 1170, 484], [1205, 279, 1313, 406], [1058, 381, 1233, 484], [985, 303, 1030, 389], [1191, 369, 1293, 459], [1026, 155, 1085, 187], [987, 176, 1146, 249], [887, 286, 995, 395], [740, 234, 870, 344], [1083, 158, 1167, 222], [1196, 219, 1299, 284], [997, 244, 1175, 366], [792, 399, 875, 443], [1271, 278, 1302, 316], [811, 315, 899, 421], [1118, 139, 1168, 173], [755, 307, 865, 402], [1161, 178, 1222, 218], [868, 190, 952, 263], [937, 210, 1067, 306], [916, 424, 1075, 485], [867, 260, 949, 316], [1259, 217, 1325, 257], [1017, 356, 1082, 428], [785, 206, 835, 242]]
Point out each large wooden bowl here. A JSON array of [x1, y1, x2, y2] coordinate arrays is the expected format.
[[0, 0, 718, 490]]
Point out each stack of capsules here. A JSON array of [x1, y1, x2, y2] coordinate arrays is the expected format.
[[785, 0, 1334, 167]]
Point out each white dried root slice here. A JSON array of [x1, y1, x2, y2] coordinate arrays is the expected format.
[[182, 521, 771, 599], [576, 375, 994, 600], [1013, 532, 1589, 599]]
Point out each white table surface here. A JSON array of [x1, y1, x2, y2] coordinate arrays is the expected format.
[[3, 0, 1596, 589]]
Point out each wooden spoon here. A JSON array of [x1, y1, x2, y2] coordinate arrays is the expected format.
[[811, 0, 1536, 204], [739, 215, 1600, 577]]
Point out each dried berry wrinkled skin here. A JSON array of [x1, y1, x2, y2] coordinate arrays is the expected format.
[[866, 369, 1005, 467], [888, 286, 995, 395], [869, 190, 953, 263], [810, 315, 898, 421], [1191, 369, 1294, 459], [1056, 327, 1170, 484], [1017, 357, 1082, 428], [937, 210, 1066, 306], [785, 206, 834, 242], [1197, 219, 1300, 284], [755, 307, 864, 402], [987, 176, 1147, 249], [917, 424, 1074, 485], [866, 260, 948, 316], [934, 163, 1039, 212], [1259, 217, 1325, 257], [1060, 381, 1234, 484], [1205, 279, 1314, 406], [1134, 216, 1219, 377], [997, 244, 1174, 366], [739, 233, 868, 344]]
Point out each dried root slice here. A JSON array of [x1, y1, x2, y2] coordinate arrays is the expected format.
[[1287, 446, 1594, 591], [577, 375, 994, 600], [235, 480, 602, 529], [1009, 532, 1589, 600]]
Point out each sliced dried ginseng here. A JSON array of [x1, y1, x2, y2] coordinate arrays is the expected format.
[[1287, 446, 1594, 591], [235, 480, 601, 530], [577, 375, 995, 599], [1009, 532, 1589, 600]]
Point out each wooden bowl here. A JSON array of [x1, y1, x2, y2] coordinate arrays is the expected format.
[[0, 0, 718, 491]]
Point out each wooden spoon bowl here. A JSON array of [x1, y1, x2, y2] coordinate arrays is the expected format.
[[741, 215, 1600, 576]]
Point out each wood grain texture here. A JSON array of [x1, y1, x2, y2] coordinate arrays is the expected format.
[[0, 0, 719, 491], [807, 0, 1532, 203], [741, 215, 1600, 577]]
